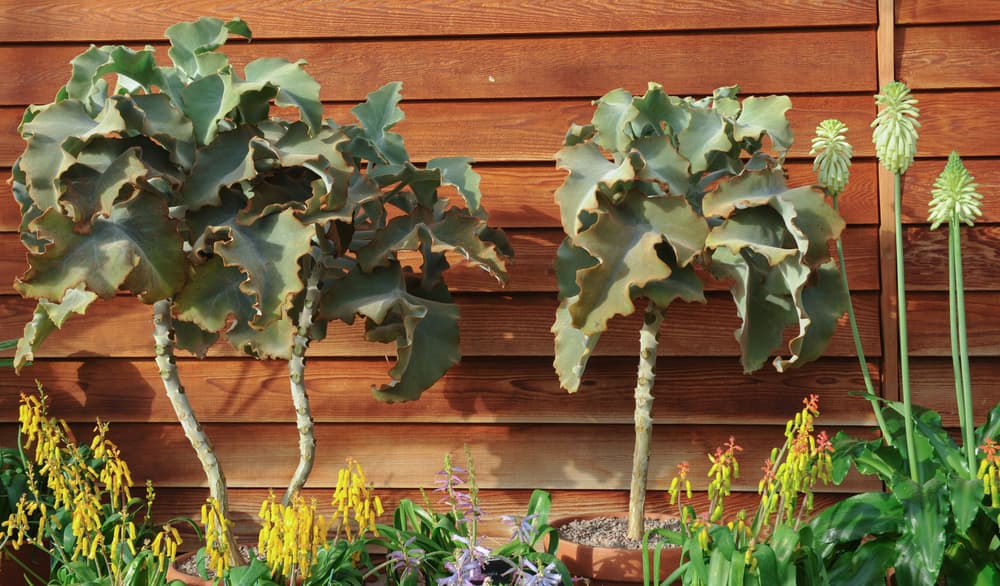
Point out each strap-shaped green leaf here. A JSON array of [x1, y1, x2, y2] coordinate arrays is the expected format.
[[320, 264, 460, 402]]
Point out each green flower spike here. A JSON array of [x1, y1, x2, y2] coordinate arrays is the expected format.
[[871, 81, 921, 174], [811, 119, 853, 197], [928, 151, 983, 230]]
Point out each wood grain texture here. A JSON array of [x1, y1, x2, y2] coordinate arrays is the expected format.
[[900, 158, 1000, 223], [0, 421, 878, 492], [902, 226, 1000, 291], [0, 160, 880, 231], [910, 91, 1000, 157], [897, 24, 1000, 89], [907, 291, 1000, 356], [0, 95, 878, 167], [911, 358, 1000, 425], [0, 0, 877, 42], [0, 30, 876, 106], [896, 0, 1000, 24], [0, 227, 882, 295], [0, 357, 880, 427], [151, 487, 855, 547], [0, 292, 882, 359]]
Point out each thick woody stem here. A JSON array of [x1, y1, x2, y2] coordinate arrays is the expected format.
[[627, 303, 665, 541], [152, 299, 240, 566], [283, 267, 321, 505]]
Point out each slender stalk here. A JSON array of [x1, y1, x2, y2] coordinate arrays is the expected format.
[[627, 303, 664, 541], [947, 224, 967, 455], [833, 197, 892, 444], [952, 219, 977, 471], [893, 176, 919, 482], [152, 299, 241, 566], [283, 265, 321, 505]]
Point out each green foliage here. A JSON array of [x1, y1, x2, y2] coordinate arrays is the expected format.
[[552, 83, 847, 393], [11, 14, 510, 398]]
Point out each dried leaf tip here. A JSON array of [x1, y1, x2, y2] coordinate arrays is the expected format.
[[871, 81, 920, 175], [928, 151, 983, 230]]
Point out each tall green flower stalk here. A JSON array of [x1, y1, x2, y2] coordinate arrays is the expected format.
[[928, 151, 983, 472], [810, 119, 892, 444], [871, 81, 921, 481]]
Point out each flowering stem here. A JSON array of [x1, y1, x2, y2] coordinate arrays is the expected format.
[[951, 218, 977, 472], [893, 176, 919, 482], [833, 197, 892, 444], [947, 223, 968, 461], [284, 261, 321, 505], [627, 302, 664, 541], [152, 300, 241, 566]]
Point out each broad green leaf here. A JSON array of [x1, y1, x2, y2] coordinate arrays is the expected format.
[[590, 88, 637, 154], [117, 94, 196, 171], [427, 157, 482, 214], [569, 192, 707, 335], [173, 256, 253, 333], [949, 475, 985, 535], [678, 107, 732, 174], [633, 135, 690, 197], [632, 247, 706, 309], [701, 167, 789, 219], [173, 318, 220, 359], [244, 58, 322, 133], [774, 260, 848, 371], [769, 186, 846, 266], [810, 492, 902, 559], [63, 45, 161, 114], [16, 192, 185, 302], [179, 126, 261, 210], [705, 206, 799, 264], [181, 72, 241, 145], [18, 100, 127, 210], [824, 539, 896, 586], [319, 265, 460, 402], [554, 142, 637, 235], [351, 82, 408, 165], [893, 476, 947, 586], [226, 314, 298, 360], [734, 95, 793, 154], [631, 83, 671, 136], [13, 288, 98, 373], [552, 297, 601, 393], [554, 237, 597, 300], [59, 146, 146, 222], [166, 17, 249, 81], [976, 401, 1000, 445]]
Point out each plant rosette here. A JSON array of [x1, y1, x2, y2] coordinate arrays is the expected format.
[[548, 512, 682, 583]]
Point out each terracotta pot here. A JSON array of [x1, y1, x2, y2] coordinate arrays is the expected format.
[[549, 513, 682, 585], [165, 551, 214, 586]]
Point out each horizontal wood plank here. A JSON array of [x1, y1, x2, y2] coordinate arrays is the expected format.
[[907, 291, 1000, 356], [152, 487, 855, 547], [0, 30, 876, 106], [0, 95, 879, 167], [896, 0, 1000, 24], [0, 421, 878, 492], [0, 0, 877, 42], [897, 24, 1000, 89], [0, 356, 880, 427], [0, 292, 882, 359], [911, 358, 1000, 425], [0, 160, 881, 232], [900, 158, 1000, 223], [909, 91, 1000, 157], [0, 226, 882, 295], [902, 225, 1000, 291]]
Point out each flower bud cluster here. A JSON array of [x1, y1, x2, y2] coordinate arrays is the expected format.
[[928, 151, 983, 230], [810, 119, 853, 197], [201, 497, 234, 576], [332, 457, 384, 542], [871, 81, 920, 175], [258, 492, 330, 581]]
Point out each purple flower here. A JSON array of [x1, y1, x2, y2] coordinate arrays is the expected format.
[[515, 559, 563, 586], [501, 513, 539, 544], [436, 535, 490, 586], [388, 536, 424, 579]]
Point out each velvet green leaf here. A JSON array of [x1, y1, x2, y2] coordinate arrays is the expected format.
[[554, 237, 597, 300], [18, 100, 126, 211], [64, 45, 161, 114], [179, 126, 261, 210], [701, 167, 789, 218], [351, 82, 408, 165], [173, 255, 254, 333], [16, 192, 185, 302], [117, 94, 196, 171], [226, 314, 298, 360], [774, 260, 848, 372], [173, 318, 220, 359], [678, 107, 732, 174], [590, 88, 637, 154], [13, 287, 98, 373], [181, 72, 241, 145], [568, 192, 707, 335], [244, 58, 322, 133], [554, 142, 637, 235], [427, 157, 483, 214], [633, 135, 691, 197], [59, 147, 146, 222], [320, 265, 460, 402], [734, 95, 793, 154], [166, 16, 249, 81]]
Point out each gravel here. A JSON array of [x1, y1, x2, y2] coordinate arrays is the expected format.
[[558, 516, 682, 550]]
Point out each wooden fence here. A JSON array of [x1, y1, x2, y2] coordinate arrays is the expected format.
[[0, 0, 996, 543]]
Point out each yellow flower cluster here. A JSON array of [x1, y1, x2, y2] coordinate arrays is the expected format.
[[201, 497, 235, 577], [258, 492, 330, 581], [150, 524, 183, 574], [707, 436, 743, 522], [0, 390, 179, 579], [977, 438, 1000, 508], [331, 458, 383, 541]]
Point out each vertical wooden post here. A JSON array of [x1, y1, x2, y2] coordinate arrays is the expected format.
[[876, 0, 901, 403]]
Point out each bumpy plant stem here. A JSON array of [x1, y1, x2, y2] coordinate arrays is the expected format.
[[951, 219, 976, 471], [628, 303, 665, 541], [833, 197, 892, 444], [152, 299, 241, 566], [284, 265, 321, 505], [893, 176, 919, 482]]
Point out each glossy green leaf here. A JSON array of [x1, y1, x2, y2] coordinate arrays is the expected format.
[[893, 476, 947, 586], [825, 539, 896, 586], [810, 492, 902, 559]]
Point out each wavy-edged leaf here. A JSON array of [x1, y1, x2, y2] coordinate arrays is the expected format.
[[166, 17, 249, 81], [13, 287, 98, 373], [554, 237, 597, 300], [569, 192, 707, 335], [59, 146, 146, 222], [173, 318, 220, 359], [116, 94, 196, 171], [64, 45, 162, 115], [554, 142, 637, 235], [590, 88, 636, 154], [226, 314, 298, 360], [181, 72, 241, 146], [701, 167, 789, 219], [16, 192, 185, 302], [350, 81, 408, 166], [427, 157, 483, 215], [179, 126, 262, 210], [678, 107, 731, 174], [734, 95, 793, 154], [633, 135, 690, 197], [244, 58, 322, 133], [173, 255, 254, 333], [320, 265, 460, 402], [774, 260, 848, 371]]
